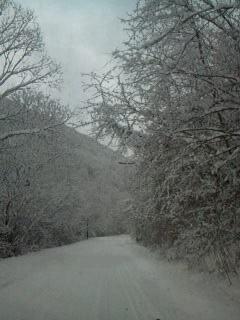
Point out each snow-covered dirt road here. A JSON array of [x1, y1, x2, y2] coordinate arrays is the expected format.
[[0, 235, 239, 320]]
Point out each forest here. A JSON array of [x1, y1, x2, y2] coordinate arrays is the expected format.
[[0, 0, 128, 257], [84, 0, 240, 277], [1, 0, 240, 278]]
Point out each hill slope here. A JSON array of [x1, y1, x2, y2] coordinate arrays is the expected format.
[[0, 98, 130, 257]]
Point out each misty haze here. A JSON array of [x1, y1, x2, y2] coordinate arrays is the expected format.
[[0, 1, 240, 319]]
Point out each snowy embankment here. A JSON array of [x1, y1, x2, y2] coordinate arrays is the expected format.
[[0, 235, 239, 320]]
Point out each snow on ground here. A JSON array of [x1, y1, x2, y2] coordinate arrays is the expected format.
[[0, 235, 239, 320]]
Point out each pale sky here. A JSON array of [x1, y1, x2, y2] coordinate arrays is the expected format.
[[18, 0, 136, 109]]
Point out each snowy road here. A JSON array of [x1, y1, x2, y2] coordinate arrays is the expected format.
[[0, 236, 239, 320]]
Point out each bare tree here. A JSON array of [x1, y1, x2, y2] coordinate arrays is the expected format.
[[0, 0, 61, 101]]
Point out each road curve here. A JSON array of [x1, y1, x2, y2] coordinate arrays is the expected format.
[[0, 235, 239, 320]]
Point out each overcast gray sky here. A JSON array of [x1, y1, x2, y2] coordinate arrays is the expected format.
[[18, 0, 136, 108]]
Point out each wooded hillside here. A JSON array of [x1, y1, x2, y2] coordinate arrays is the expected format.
[[0, 95, 129, 257]]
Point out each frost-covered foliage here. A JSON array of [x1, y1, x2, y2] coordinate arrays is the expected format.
[[85, 0, 240, 275]]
